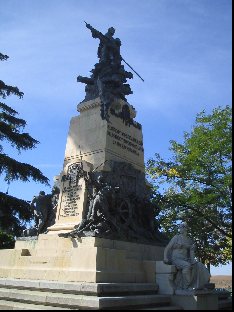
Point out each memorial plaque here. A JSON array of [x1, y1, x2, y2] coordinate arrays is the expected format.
[[48, 160, 92, 233], [59, 162, 85, 218]]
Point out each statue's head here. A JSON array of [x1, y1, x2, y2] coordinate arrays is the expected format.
[[178, 222, 188, 234], [39, 191, 45, 196], [108, 27, 115, 36]]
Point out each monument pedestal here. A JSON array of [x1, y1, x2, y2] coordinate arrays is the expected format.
[[0, 97, 165, 288], [66, 97, 144, 173], [47, 97, 146, 236], [0, 234, 164, 283]]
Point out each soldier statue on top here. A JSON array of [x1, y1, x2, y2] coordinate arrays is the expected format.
[[87, 25, 122, 66], [77, 23, 143, 121]]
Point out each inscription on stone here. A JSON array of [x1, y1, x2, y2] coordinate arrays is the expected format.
[[107, 124, 144, 156], [59, 162, 85, 217]]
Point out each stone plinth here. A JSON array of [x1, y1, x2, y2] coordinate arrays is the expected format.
[[156, 261, 177, 295], [0, 235, 164, 283], [171, 291, 219, 310], [65, 97, 144, 173]]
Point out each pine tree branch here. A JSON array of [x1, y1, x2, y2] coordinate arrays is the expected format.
[[0, 191, 32, 237], [0, 112, 26, 128], [0, 121, 38, 150], [0, 53, 9, 61], [0, 191, 32, 220], [0, 80, 24, 99], [0, 153, 49, 185], [0, 52, 50, 241], [0, 102, 18, 115]]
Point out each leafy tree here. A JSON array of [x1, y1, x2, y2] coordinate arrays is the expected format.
[[0, 53, 49, 247], [147, 106, 232, 269], [0, 230, 15, 249]]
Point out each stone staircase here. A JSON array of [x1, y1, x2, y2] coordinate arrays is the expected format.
[[0, 279, 181, 310], [216, 289, 232, 310]]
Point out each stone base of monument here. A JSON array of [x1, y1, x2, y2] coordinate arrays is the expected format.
[[0, 235, 164, 284], [0, 279, 183, 310], [0, 235, 185, 310], [0, 238, 230, 310]]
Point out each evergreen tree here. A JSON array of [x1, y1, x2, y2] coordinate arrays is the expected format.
[[147, 106, 232, 269], [0, 53, 49, 247]]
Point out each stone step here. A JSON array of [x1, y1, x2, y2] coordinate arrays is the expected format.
[[216, 289, 232, 299], [218, 297, 232, 310], [134, 306, 182, 310], [0, 279, 158, 296], [0, 287, 171, 310], [0, 299, 72, 310]]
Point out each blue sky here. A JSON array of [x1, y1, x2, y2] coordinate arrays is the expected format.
[[0, 0, 232, 275]]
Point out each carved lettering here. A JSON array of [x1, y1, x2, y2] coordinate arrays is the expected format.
[[107, 125, 144, 156], [59, 162, 86, 217]]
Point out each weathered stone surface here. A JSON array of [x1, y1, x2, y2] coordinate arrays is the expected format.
[[0, 300, 71, 310], [0, 288, 172, 310], [0, 278, 177, 310], [156, 273, 175, 295], [0, 279, 158, 296], [65, 98, 144, 172], [46, 97, 162, 242], [0, 235, 164, 283], [156, 261, 177, 274]]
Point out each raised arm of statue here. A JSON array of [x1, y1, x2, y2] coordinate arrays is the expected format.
[[85, 23, 106, 42], [77, 75, 94, 85]]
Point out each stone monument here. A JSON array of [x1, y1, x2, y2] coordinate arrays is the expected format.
[[0, 23, 166, 286], [46, 22, 165, 245], [0, 24, 223, 310]]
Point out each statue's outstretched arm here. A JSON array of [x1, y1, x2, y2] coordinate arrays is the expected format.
[[85, 23, 107, 42], [77, 75, 94, 84]]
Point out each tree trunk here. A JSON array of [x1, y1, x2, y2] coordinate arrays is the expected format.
[[207, 262, 211, 273]]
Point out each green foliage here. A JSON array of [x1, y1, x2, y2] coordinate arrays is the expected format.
[[0, 230, 15, 249], [0, 53, 49, 246], [147, 106, 232, 267], [0, 192, 31, 237]]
